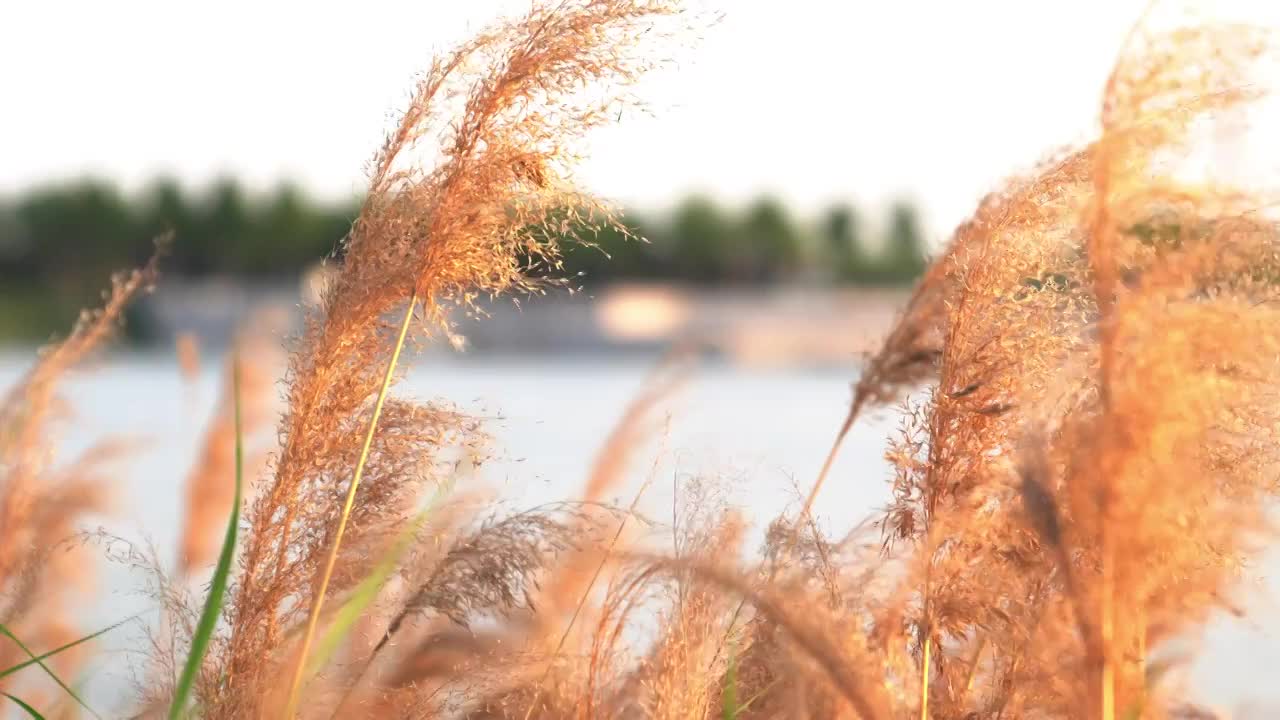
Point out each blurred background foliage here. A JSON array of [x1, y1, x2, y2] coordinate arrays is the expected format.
[[0, 178, 927, 339]]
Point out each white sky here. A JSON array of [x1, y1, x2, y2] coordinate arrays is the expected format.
[[2, 0, 1154, 238]]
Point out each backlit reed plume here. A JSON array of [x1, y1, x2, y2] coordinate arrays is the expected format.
[[39, 1, 1280, 718], [187, 2, 684, 717], [324, 363, 679, 718], [329, 6, 1280, 717], [860, 4, 1280, 718], [0, 247, 162, 709]]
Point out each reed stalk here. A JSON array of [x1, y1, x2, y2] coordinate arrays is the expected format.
[[282, 293, 419, 719]]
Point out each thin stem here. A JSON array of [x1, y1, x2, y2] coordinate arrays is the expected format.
[[802, 397, 863, 519], [958, 633, 986, 706], [708, 396, 865, 677], [919, 550, 933, 720], [1136, 606, 1146, 679], [1101, 523, 1115, 720], [920, 631, 932, 720], [522, 469, 657, 720], [282, 293, 419, 719]]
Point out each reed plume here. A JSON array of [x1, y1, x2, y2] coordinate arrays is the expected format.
[[177, 316, 284, 576], [15, 1, 1280, 718], [0, 246, 163, 707], [860, 4, 1280, 718], [186, 2, 684, 716]]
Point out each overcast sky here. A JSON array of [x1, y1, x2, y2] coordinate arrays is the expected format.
[[3, 1, 1159, 238]]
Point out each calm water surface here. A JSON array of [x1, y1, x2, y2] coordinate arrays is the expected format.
[[1, 351, 1277, 715]]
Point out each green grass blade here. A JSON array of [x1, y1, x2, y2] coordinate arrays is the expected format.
[[0, 615, 134, 680], [737, 677, 778, 715], [721, 640, 738, 720], [306, 479, 454, 677], [168, 354, 244, 720], [0, 624, 98, 719], [3, 693, 46, 720]]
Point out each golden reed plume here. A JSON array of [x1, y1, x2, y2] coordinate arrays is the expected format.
[[178, 2, 688, 717], [13, 1, 1280, 718]]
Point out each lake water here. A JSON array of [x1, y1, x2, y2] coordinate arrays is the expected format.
[[2, 351, 1278, 716]]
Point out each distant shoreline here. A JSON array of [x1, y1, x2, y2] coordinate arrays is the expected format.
[[123, 280, 911, 369]]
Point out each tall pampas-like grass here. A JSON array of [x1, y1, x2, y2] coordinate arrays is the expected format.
[[854, 4, 1280, 718], [16, 1, 1280, 718], [79, 3, 1280, 719], [0, 244, 164, 711], [176, 2, 688, 717]]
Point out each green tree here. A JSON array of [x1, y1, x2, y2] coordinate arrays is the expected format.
[[667, 195, 733, 283], [736, 196, 802, 283], [560, 214, 656, 283], [202, 178, 253, 274], [241, 183, 334, 273], [141, 177, 206, 273], [880, 201, 927, 283], [14, 180, 139, 281], [821, 204, 870, 283], [0, 179, 934, 300]]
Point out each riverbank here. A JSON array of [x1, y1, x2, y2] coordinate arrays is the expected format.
[[131, 280, 910, 369]]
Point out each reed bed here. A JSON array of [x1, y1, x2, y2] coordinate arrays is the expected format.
[[3, 0, 1280, 718]]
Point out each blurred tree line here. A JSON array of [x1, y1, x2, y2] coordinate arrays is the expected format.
[[0, 178, 928, 287], [0, 179, 928, 338], [0, 178, 357, 283], [561, 195, 927, 286]]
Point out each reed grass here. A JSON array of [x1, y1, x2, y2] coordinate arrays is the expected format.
[[6, 1, 1280, 719], [0, 239, 165, 716], [282, 291, 418, 718]]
